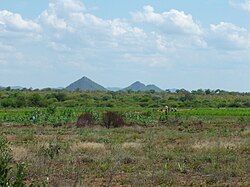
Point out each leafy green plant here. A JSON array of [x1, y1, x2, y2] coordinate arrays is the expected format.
[[0, 136, 27, 187]]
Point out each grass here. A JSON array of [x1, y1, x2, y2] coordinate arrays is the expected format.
[[0, 107, 249, 125], [174, 108, 250, 116], [0, 112, 249, 186]]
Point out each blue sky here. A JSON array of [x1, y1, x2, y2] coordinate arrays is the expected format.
[[0, 0, 249, 91]]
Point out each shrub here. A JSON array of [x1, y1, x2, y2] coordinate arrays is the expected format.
[[28, 93, 47, 107], [0, 136, 11, 186], [76, 113, 94, 127], [39, 142, 61, 159], [159, 113, 168, 122], [102, 111, 125, 128], [46, 105, 57, 115], [0, 136, 26, 187]]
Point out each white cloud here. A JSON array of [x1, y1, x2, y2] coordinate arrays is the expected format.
[[38, 0, 150, 59], [50, 0, 85, 13], [210, 22, 250, 49], [0, 10, 41, 32], [131, 5, 207, 49], [40, 11, 70, 31], [48, 42, 71, 52], [229, 0, 250, 12], [132, 6, 203, 35], [123, 53, 170, 67], [0, 0, 249, 75]]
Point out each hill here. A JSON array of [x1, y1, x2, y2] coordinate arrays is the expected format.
[[145, 84, 162, 92], [0, 86, 24, 90], [66, 76, 107, 91], [123, 81, 162, 92], [11, 86, 23, 90]]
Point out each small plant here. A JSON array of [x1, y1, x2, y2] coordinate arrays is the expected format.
[[46, 105, 57, 115], [40, 142, 61, 159], [0, 136, 11, 186], [76, 112, 94, 127], [102, 111, 125, 128], [159, 113, 168, 123], [0, 136, 26, 187], [12, 163, 26, 187]]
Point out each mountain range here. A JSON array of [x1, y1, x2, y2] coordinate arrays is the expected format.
[[66, 77, 163, 92], [122, 81, 162, 92], [0, 76, 169, 92], [0, 86, 24, 90]]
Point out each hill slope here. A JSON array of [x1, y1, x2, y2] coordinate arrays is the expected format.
[[66, 76, 107, 91], [145, 84, 162, 92], [123, 81, 146, 92]]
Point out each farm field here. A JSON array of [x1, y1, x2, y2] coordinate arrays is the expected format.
[[1, 0, 250, 186], [0, 105, 250, 186], [0, 107, 250, 125]]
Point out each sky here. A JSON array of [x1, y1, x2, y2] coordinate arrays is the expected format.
[[0, 0, 250, 91]]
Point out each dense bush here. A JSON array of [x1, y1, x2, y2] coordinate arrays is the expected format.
[[102, 111, 125, 128], [76, 113, 95, 127], [0, 89, 249, 109]]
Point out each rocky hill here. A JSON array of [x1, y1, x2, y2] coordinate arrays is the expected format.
[[123, 81, 162, 92], [66, 76, 107, 91]]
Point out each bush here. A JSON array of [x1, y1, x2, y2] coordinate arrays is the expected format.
[[102, 111, 125, 128], [0, 98, 15, 108], [46, 105, 57, 115], [76, 113, 95, 127], [39, 141, 61, 159], [28, 93, 46, 107], [0, 136, 26, 186]]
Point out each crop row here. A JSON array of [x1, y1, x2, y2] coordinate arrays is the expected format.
[[0, 107, 249, 125]]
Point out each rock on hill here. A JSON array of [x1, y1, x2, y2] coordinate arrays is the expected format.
[[66, 76, 107, 91], [123, 81, 162, 92]]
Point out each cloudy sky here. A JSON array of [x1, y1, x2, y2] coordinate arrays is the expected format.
[[0, 0, 249, 91]]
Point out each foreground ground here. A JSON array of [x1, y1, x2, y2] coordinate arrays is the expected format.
[[0, 114, 249, 186]]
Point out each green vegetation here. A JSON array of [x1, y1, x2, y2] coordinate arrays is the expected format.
[[0, 89, 249, 109], [0, 137, 27, 187], [0, 89, 249, 186]]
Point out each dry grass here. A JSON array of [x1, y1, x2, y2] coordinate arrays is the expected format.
[[6, 135, 17, 141], [35, 135, 55, 141], [35, 134, 79, 141], [241, 128, 250, 137], [122, 142, 141, 149], [192, 139, 246, 150], [37, 142, 50, 149], [70, 142, 106, 152], [10, 145, 29, 161], [1, 117, 249, 186]]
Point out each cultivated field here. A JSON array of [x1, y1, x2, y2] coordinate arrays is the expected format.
[[0, 90, 250, 186]]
